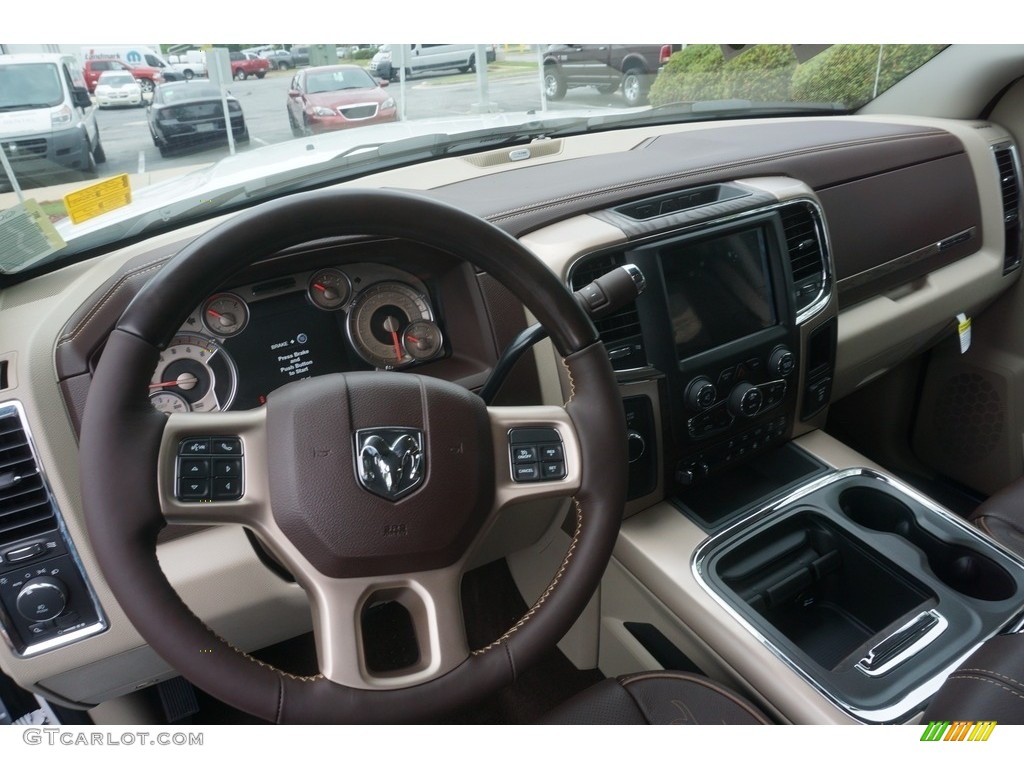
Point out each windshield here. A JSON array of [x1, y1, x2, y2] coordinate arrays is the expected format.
[[98, 73, 134, 86], [0, 62, 63, 110], [0, 42, 946, 277]]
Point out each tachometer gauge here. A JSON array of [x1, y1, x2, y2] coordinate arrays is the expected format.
[[347, 281, 433, 369], [307, 268, 352, 311], [202, 292, 249, 337], [149, 334, 238, 412]]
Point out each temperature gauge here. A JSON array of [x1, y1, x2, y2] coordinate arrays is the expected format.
[[307, 268, 352, 311], [403, 320, 443, 362], [202, 293, 249, 337], [149, 390, 191, 415]]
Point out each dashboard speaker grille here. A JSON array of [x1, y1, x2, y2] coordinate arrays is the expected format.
[[0, 405, 55, 546]]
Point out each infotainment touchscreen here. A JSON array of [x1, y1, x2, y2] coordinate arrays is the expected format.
[[660, 227, 776, 360]]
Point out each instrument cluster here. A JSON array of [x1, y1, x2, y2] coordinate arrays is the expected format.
[[148, 263, 445, 414]]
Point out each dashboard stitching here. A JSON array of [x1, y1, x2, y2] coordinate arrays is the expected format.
[[485, 132, 947, 223], [57, 257, 171, 346]]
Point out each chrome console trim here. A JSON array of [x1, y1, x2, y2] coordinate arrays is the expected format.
[[691, 467, 1024, 724]]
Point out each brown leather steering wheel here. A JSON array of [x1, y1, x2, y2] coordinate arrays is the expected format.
[[79, 188, 627, 723]]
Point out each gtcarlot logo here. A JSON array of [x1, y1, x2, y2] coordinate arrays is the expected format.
[[22, 729, 204, 747], [920, 721, 997, 742]]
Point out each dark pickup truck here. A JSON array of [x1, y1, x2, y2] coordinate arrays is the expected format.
[[541, 44, 678, 107]]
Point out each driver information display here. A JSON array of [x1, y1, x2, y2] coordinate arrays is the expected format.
[[224, 291, 351, 409]]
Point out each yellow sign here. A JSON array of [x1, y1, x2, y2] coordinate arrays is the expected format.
[[63, 174, 132, 225]]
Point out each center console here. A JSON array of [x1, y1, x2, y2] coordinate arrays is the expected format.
[[561, 179, 1024, 724]]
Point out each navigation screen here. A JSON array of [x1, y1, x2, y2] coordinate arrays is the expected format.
[[224, 291, 351, 409], [660, 227, 776, 360]]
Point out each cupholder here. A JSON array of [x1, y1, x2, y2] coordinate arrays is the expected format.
[[839, 486, 1015, 601]]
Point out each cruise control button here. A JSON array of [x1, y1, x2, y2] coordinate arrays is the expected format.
[[512, 446, 538, 463], [514, 463, 540, 482], [539, 444, 563, 461], [541, 461, 566, 479]]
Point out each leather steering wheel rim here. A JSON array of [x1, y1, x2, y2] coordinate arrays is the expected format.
[[79, 188, 627, 723]]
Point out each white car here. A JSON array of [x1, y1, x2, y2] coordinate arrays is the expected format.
[[92, 70, 143, 108]]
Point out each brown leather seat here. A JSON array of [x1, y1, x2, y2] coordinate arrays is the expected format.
[[923, 633, 1024, 724], [970, 482, 1024, 557], [538, 670, 772, 724]]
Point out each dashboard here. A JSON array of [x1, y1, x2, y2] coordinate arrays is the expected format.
[[0, 103, 1023, 724]]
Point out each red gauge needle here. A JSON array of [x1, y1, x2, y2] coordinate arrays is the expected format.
[[405, 335, 419, 344], [149, 380, 179, 389], [207, 308, 223, 319], [383, 316, 403, 361]]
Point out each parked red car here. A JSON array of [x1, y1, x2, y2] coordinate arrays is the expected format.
[[229, 51, 269, 81], [82, 57, 168, 95], [286, 65, 397, 136]]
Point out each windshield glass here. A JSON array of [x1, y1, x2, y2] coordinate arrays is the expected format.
[[0, 62, 63, 109], [0, 41, 945, 277]]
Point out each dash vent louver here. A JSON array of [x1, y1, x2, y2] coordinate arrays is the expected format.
[[779, 202, 829, 319], [994, 144, 1022, 274], [0, 405, 56, 547]]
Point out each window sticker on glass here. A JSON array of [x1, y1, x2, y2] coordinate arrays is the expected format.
[[63, 173, 132, 225], [0, 199, 66, 272]]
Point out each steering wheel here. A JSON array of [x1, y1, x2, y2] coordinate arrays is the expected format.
[[78, 189, 627, 724]]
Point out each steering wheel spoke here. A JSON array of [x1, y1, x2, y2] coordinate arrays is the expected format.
[[302, 564, 469, 688], [489, 405, 582, 509], [159, 408, 268, 526]]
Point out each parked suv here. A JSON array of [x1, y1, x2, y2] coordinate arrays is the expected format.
[[541, 44, 678, 107], [82, 57, 166, 95], [0, 53, 104, 188], [228, 51, 269, 80]]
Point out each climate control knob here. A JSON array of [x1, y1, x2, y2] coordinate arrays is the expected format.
[[728, 382, 764, 418], [15, 576, 67, 622], [769, 346, 796, 378], [685, 376, 717, 411]]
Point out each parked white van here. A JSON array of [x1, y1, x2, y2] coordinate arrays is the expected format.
[[369, 44, 486, 80], [0, 53, 103, 189], [81, 45, 187, 81]]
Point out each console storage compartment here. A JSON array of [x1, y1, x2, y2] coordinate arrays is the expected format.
[[697, 470, 1024, 722]]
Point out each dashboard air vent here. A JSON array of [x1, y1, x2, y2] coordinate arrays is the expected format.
[[0, 405, 55, 547], [570, 252, 645, 369], [780, 202, 828, 318], [994, 145, 1022, 274]]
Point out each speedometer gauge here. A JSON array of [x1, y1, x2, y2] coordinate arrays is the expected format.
[[346, 281, 433, 369], [149, 334, 239, 412]]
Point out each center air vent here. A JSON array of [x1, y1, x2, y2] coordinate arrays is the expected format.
[[779, 202, 830, 320], [569, 252, 646, 370], [0, 404, 56, 547], [994, 144, 1022, 274]]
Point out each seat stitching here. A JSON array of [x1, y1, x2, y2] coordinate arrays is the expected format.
[[945, 673, 1024, 702], [956, 667, 1024, 690]]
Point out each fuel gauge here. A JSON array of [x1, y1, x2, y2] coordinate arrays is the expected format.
[[202, 293, 249, 337], [307, 268, 352, 311], [403, 320, 444, 362]]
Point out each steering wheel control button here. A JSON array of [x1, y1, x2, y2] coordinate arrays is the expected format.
[[513, 446, 538, 463], [179, 438, 211, 455], [176, 437, 244, 501], [213, 438, 242, 455], [508, 428, 566, 483]]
